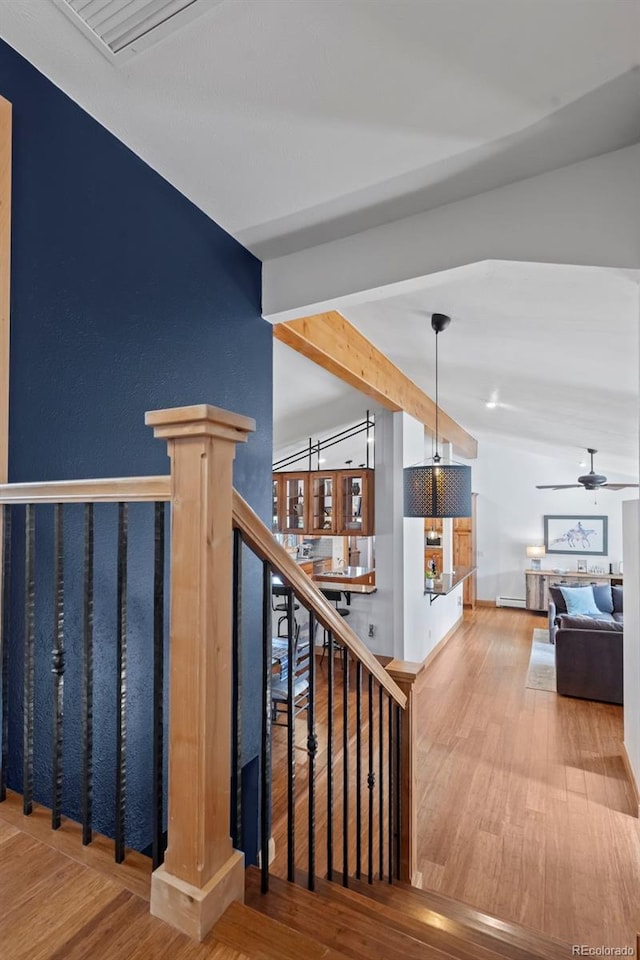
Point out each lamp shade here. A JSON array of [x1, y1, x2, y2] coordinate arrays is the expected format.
[[403, 464, 472, 518], [526, 545, 545, 559]]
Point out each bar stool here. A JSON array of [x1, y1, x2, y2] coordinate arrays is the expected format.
[[272, 584, 300, 639], [320, 589, 350, 668]]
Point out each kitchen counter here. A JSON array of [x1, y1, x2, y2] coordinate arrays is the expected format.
[[312, 565, 375, 586], [312, 579, 377, 595], [424, 565, 475, 597]]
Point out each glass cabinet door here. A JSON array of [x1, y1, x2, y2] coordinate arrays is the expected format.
[[282, 473, 307, 533], [338, 469, 373, 535], [309, 473, 336, 535], [272, 476, 282, 532]]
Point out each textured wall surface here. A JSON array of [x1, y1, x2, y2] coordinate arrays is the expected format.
[[0, 39, 271, 852]]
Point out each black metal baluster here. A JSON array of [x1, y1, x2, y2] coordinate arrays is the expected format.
[[355, 661, 362, 879], [388, 694, 393, 883], [367, 672, 374, 884], [0, 505, 11, 802], [115, 503, 128, 863], [260, 560, 272, 893], [81, 503, 94, 845], [231, 527, 242, 852], [327, 629, 334, 880], [395, 704, 401, 880], [51, 504, 64, 830], [23, 504, 35, 816], [378, 683, 384, 880], [342, 647, 349, 887], [306, 610, 317, 892], [286, 587, 295, 882], [152, 502, 165, 869]]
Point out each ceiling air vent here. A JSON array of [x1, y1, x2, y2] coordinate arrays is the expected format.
[[56, 0, 221, 62]]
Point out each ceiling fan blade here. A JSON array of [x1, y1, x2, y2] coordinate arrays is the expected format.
[[535, 484, 582, 490], [601, 483, 640, 490]]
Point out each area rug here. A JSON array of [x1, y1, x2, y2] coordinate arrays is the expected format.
[[525, 628, 556, 693]]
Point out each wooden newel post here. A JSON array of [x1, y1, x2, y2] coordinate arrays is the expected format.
[[145, 404, 255, 940], [386, 659, 424, 888]]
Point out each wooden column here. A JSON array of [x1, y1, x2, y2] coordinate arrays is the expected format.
[[386, 659, 424, 887], [146, 404, 255, 940]]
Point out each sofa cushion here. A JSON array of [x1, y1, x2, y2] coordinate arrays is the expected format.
[[558, 614, 623, 632], [613, 612, 624, 624], [612, 585, 623, 613], [560, 585, 601, 617], [592, 583, 614, 614]]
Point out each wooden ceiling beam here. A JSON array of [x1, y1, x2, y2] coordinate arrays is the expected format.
[[274, 311, 477, 460]]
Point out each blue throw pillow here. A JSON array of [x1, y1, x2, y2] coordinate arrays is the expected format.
[[559, 585, 601, 617], [592, 584, 614, 614]]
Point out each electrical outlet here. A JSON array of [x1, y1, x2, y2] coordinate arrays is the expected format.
[[368, 624, 375, 637]]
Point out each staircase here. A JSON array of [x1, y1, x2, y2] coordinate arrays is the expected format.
[[0, 403, 572, 958]]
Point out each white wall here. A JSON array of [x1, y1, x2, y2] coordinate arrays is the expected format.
[[469, 440, 635, 602], [623, 500, 640, 788]]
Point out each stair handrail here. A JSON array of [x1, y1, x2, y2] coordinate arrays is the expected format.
[[0, 475, 171, 503], [232, 488, 406, 709]]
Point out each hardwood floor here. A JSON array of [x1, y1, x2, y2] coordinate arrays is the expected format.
[[271, 606, 640, 948]]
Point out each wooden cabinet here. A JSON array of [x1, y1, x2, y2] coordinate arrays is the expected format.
[[309, 472, 336, 535], [272, 468, 374, 536], [338, 469, 374, 536], [280, 472, 308, 534], [525, 569, 623, 612], [424, 496, 477, 608]]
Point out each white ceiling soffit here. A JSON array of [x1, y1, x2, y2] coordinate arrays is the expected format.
[[55, 0, 220, 62]]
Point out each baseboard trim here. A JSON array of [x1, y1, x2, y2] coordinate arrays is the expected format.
[[475, 600, 497, 607], [621, 743, 640, 818], [421, 611, 464, 672]]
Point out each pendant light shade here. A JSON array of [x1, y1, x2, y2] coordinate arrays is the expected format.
[[404, 463, 472, 518], [403, 312, 472, 518]]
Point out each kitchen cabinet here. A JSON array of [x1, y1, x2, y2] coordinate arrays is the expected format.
[[272, 469, 374, 536], [309, 472, 337, 535], [338, 469, 374, 536], [280, 472, 308, 534]]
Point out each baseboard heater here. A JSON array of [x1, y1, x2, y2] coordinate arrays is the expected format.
[[496, 596, 527, 609]]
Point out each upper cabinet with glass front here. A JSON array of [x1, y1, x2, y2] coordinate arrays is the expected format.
[[273, 468, 374, 535], [309, 472, 337, 536], [280, 472, 308, 534], [337, 468, 374, 536]]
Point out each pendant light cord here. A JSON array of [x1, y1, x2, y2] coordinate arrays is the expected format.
[[434, 328, 440, 463]]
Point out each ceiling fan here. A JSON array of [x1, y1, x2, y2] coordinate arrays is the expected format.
[[536, 449, 639, 492]]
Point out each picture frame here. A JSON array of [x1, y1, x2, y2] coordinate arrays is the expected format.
[[543, 515, 608, 556]]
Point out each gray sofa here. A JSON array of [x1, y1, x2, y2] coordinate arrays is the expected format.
[[548, 584, 623, 705]]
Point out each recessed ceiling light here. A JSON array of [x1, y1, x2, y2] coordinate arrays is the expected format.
[[318, 457, 326, 464], [485, 401, 498, 409], [367, 437, 375, 444], [579, 461, 587, 467]]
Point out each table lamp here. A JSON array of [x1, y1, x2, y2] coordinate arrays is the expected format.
[[526, 545, 545, 570]]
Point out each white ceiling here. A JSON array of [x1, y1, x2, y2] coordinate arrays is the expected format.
[[0, 1, 638, 258], [274, 260, 639, 477]]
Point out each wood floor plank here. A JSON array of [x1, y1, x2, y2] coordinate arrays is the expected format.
[[271, 606, 640, 948]]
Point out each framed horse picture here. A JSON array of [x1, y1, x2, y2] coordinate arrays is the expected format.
[[544, 515, 608, 556]]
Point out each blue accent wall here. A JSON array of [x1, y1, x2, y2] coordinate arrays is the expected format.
[[0, 39, 271, 852]]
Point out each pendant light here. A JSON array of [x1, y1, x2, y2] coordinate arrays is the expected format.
[[403, 313, 472, 518]]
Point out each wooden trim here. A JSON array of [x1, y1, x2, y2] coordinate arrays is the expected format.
[[621, 743, 640, 819], [386, 660, 421, 885], [274, 311, 477, 459], [0, 790, 151, 900], [148, 404, 253, 939], [232, 488, 406, 709], [0, 97, 10, 485], [0, 475, 171, 503], [475, 599, 496, 607]]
